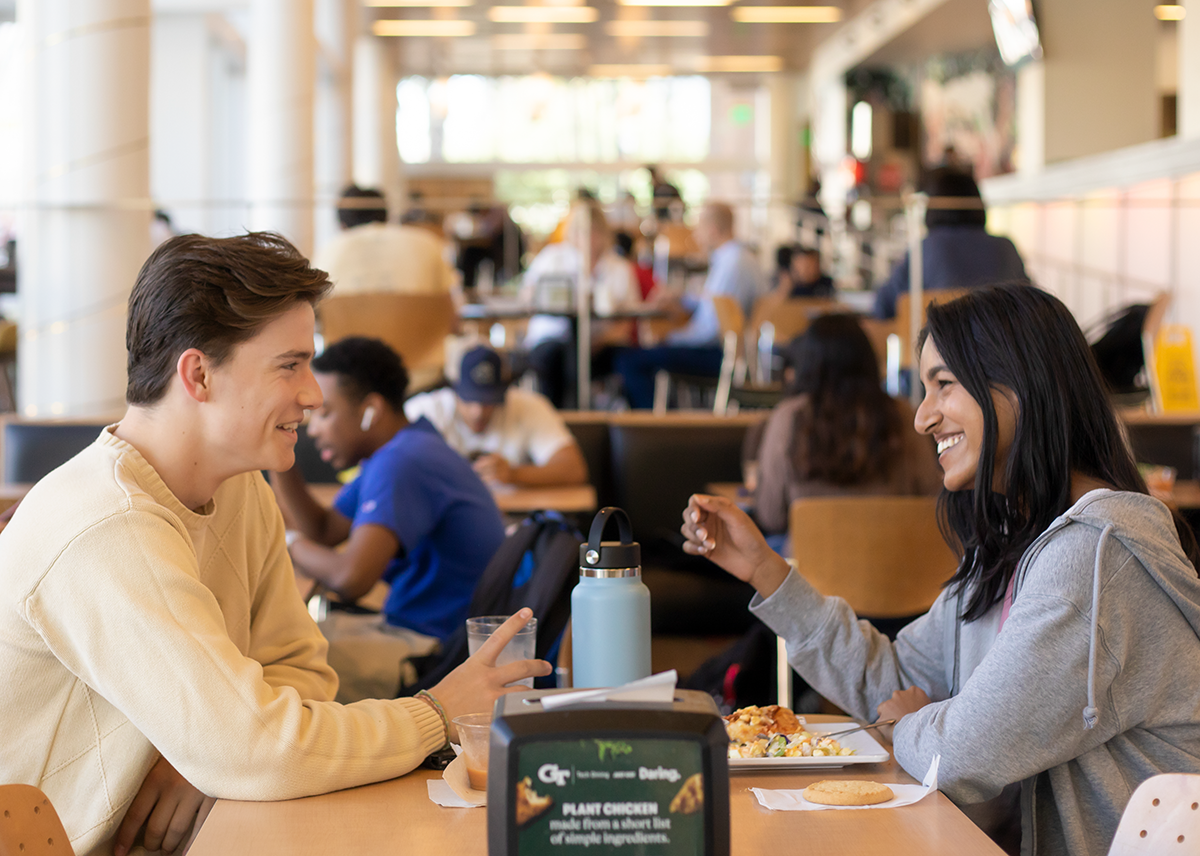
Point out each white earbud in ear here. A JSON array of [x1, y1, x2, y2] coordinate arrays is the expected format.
[[361, 406, 376, 432]]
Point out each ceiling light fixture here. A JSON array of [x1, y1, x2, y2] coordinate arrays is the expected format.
[[697, 54, 784, 72], [588, 63, 674, 76], [730, 6, 841, 23], [1154, 5, 1186, 20], [618, 0, 733, 7], [372, 19, 477, 35], [604, 19, 709, 36], [365, 0, 473, 7], [491, 33, 589, 48], [488, 6, 599, 22]]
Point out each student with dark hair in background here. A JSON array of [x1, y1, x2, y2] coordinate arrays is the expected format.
[[873, 168, 1026, 319], [273, 336, 507, 702], [753, 314, 940, 549], [315, 184, 454, 298]]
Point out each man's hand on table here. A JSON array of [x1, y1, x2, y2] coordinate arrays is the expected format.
[[115, 756, 215, 856], [875, 686, 933, 744], [473, 453, 513, 485], [429, 608, 551, 743]]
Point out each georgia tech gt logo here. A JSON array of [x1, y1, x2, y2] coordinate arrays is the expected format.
[[537, 763, 571, 787]]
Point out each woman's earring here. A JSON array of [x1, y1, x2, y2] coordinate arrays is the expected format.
[[361, 406, 376, 432]]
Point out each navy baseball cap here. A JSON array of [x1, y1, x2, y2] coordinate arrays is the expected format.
[[456, 346, 509, 405]]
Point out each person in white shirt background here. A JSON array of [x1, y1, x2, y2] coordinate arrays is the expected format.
[[314, 185, 456, 298], [521, 198, 641, 408], [406, 345, 588, 487]]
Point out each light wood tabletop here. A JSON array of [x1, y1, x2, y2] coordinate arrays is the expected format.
[[310, 481, 598, 515], [187, 715, 1003, 856]]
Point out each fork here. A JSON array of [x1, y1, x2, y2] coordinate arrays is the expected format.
[[814, 719, 896, 739]]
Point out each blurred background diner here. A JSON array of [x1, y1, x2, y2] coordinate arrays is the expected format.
[[1, 0, 1199, 742]]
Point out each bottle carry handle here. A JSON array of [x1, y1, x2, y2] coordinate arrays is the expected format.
[[587, 506, 634, 551]]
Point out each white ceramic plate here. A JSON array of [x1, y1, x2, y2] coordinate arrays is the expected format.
[[728, 727, 890, 771]]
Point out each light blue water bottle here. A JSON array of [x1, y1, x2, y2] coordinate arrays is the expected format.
[[571, 507, 652, 689]]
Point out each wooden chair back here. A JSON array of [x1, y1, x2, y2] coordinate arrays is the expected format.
[[749, 295, 839, 347], [788, 496, 959, 618], [0, 784, 74, 856], [318, 293, 457, 376], [711, 295, 746, 342], [894, 288, 971, 368], [1107, 773, 1200, 855]]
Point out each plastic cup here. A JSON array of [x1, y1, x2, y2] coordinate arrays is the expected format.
[[452, 712, 492, 791], [466, 615, 537, 688]]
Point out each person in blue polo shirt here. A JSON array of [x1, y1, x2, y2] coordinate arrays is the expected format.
[[273, 336, 505, 701]]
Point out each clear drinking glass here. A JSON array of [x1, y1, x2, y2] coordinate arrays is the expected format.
[[466, 615, 538, 688], [452, 712, 492, 791]]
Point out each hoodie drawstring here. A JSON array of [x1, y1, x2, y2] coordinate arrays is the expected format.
[[1082, 524, 1112, 730]]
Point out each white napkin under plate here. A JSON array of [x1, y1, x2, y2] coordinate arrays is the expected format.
[[749, 754, 940, 811]]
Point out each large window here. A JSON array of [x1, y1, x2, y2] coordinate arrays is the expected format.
[[397, 74, 711, 165]]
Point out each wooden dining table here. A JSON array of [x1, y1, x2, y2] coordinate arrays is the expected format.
[[309, 481, 598, 515], [186, 714, 1003, 856]]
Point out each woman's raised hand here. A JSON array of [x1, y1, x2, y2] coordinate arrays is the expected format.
[[680, 494, 790, 599]]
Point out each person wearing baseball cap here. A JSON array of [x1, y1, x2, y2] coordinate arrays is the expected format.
[[406, 345, 588, 487]]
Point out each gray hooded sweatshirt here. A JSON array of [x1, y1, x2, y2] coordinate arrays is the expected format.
[[752, 489, 1200, 856]]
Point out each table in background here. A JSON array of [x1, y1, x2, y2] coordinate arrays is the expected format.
[[187, 715, 1002, 856], [310, 482, 597, 515], [705, 481, 753, 509]]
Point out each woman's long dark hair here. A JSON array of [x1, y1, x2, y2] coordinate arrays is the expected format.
[[786, 313, 902, 485], [922, 284, 1200, 621]]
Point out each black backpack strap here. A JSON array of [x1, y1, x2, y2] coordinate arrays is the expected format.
[[467, 514, 547, 614]]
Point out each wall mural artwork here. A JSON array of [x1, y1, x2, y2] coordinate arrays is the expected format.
[[920, 66, 1017, 180]]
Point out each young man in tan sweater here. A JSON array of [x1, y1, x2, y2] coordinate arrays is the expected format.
[[0, 233, 548, 856]]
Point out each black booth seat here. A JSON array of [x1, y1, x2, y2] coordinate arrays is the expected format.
[[1, 420, 338, 486]]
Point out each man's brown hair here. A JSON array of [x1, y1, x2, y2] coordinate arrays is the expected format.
[[125, 232, 332, 405]]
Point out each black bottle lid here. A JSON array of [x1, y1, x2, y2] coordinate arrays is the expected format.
[[579, 506, 641, 574]]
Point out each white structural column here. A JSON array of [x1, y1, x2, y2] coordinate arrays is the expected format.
[[18, 0, 151, 417], [353, 35, 404, 216], [765, 74, 806, 251], [314, 0, 356, 250], [1180, 4, 1200, 140], [247, 0, 316, 256]]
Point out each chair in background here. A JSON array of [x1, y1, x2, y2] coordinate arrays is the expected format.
[[1106, 773, 1200, 855], [318, 293, 457, 393], [778, 495, 960, 706], [0, 783, 74, 856], [747, 295, 839, 383], [650, 294, 748, 414], [891, 288, 970, 392]]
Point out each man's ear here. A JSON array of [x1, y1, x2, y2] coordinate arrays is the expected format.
[[177, 349, 212, 402], [359, 391, 387, 425]]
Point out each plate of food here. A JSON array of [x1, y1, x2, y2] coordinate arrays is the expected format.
[[724, 705, 889, 770]]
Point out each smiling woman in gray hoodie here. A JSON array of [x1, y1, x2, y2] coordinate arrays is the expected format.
[[681, 284, 1200, 856]]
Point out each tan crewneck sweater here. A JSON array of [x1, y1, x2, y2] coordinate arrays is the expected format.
[[0, 427, 445, 856]]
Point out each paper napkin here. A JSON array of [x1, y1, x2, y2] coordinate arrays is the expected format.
[[539, 670, 678, 711], [749, 754, 940, 812], [428, 753, 487, 807]]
